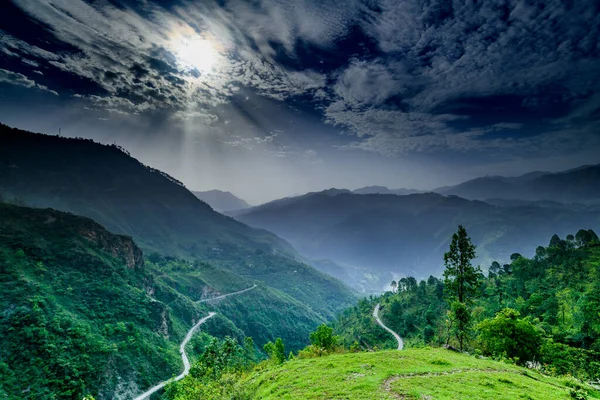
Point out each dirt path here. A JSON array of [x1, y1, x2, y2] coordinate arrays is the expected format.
[[373, 303, 404, 350]]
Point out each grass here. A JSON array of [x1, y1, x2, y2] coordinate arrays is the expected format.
[[242, 348, 600, 399]]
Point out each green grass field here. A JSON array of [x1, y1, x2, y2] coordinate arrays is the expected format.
[[242, 348, 600, 399]]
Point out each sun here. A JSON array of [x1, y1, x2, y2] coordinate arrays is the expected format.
[[174, 38, 217, 73]]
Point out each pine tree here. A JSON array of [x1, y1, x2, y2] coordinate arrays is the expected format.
[[443, 225, 481, 351]]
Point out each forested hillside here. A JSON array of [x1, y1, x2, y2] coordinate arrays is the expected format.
[[334, 229, 600, 381], [0, 203, 344, 399]]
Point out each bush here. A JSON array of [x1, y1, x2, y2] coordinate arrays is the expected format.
[[476, 308, 542, 365], [263, 338, 285, 364]]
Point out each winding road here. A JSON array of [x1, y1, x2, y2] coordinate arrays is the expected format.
[[134, 284, 257, 400], [133, 312, 216, 400], [196, 284, 257, 303], [373, 303, 404, 350]]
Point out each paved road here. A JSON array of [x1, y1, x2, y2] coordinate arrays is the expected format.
[[133, 312, 216, 400], [373, 303, 404, 350], [133, 284, 258, 399], [196, 284, 257, 303]]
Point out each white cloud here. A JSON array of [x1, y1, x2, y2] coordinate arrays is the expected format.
[[0, 68, 58, 95]]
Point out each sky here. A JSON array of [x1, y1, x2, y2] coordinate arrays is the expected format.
[[1, 0, 599, 204]]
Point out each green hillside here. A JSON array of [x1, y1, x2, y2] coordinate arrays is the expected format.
[[0, 202, 196, 399], [241, 349, 600, 399], [333, 230, 600, 382], [0, 203, 342, 399]]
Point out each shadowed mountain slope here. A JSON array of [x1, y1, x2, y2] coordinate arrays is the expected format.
[[0, 123, 356, 318]]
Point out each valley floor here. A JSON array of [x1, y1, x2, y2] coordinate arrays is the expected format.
[[241, 348, 600, 399]]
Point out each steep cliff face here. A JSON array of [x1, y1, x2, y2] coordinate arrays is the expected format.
[[78, 225, 144, 270]]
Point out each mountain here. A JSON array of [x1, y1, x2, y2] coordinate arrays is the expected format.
[[353, 186, 424, 195], [192, 189, 251, 212], [0, 123, 356, 321], [233, 190, 600, 291], [0, 124, 291, 260], [434, 165, 600, 203]]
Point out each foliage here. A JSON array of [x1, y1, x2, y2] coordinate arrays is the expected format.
[[297, 324, 343, 358], [263, 338, 286, 364], [476, 308, 542, 365], [162, 336, 256, 400], [309, 325, 340, 353], [0, 203, 339, 399], [147, 256, 326, 352], [443, 225, 480, 350], [447, 301, 472, 351], [0, 203, 195, 399], [443, 225, 480, 304]]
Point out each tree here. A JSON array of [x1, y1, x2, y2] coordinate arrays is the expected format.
[[443, 225, 480, 304], [576, 229, 599, 247], [549, 234, 562, 248], [447, 301, 471, 352], [488, 261, 501, 278], [406, 277, 418, 292], [443, 225, 480, 350], [309, 324, 339, 355], [264, 338, 285, 364], [390, 280, 397, 293], [510, 253, 522, 262], [477, 308, 542, 365]]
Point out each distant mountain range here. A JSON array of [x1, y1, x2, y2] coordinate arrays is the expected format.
[[348, 165, 600, 204], [352, 186, 425, 196], [192, 189, 251, 212], [232, 188, 600, 291], [433, 166, 600, 203]]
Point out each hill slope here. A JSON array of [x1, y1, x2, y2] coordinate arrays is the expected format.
[[0, 123, 356, 318], [192, 190, 251, 212], [0, 123, 291, 260], [241, 349, 600, 399], [0, 202, 203, 399]]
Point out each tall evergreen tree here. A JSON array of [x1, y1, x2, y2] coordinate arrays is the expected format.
[[443, 225, 479, 304], [443, 225, 480, 351]]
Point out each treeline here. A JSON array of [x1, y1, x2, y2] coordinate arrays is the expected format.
[[334, 228, 600, 381]]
